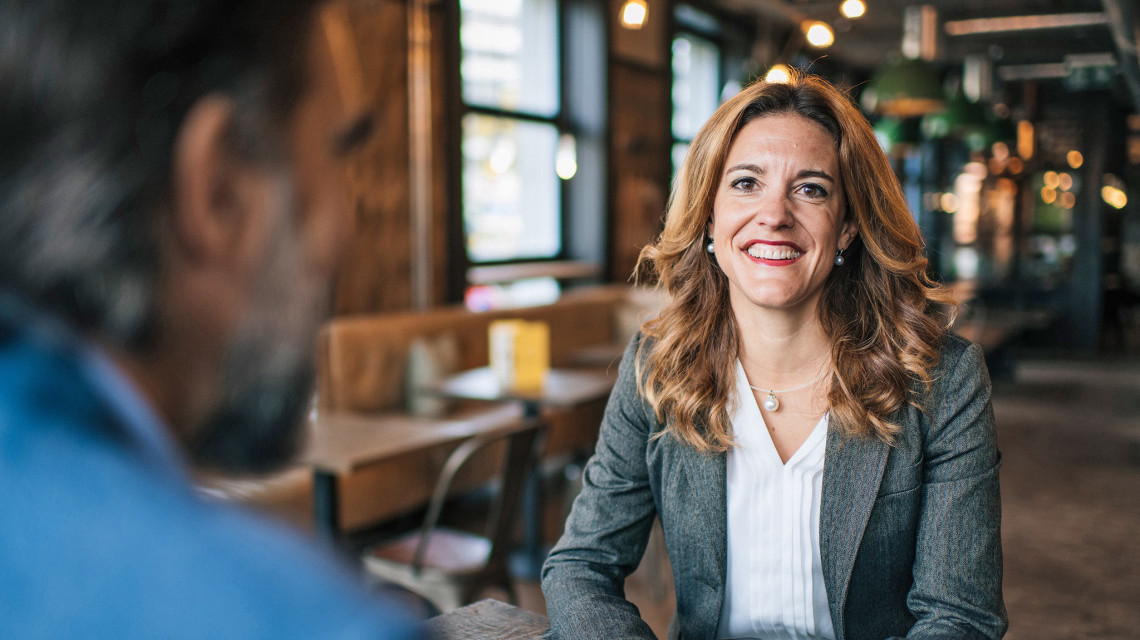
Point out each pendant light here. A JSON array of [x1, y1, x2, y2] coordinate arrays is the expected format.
[[863, 58, 945, 117], [862, 5, 945, 117], [620, 0, 648, 30]]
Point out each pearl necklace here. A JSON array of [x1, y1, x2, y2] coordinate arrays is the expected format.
[[748, 370, 829, 412]]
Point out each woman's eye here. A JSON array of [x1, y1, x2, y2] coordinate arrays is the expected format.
[[797, 183, 828, 198], [731, 177, 757, 191]]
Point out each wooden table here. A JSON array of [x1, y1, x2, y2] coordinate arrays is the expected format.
[[422, 367, 617, 577], [422, 367, 617, 417], [427, 599, 549, 639], [566, 342, 628, 370], [302, 406, 523, 540]]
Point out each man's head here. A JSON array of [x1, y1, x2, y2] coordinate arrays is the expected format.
[[0, 0, 372, 472]]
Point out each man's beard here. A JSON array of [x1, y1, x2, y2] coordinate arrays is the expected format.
[[189, 178, 330, 474]]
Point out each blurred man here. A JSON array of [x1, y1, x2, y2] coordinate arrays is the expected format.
[[0, 1, 418, 637]]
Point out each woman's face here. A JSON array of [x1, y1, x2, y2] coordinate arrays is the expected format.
[[708, 112, 857, 318]]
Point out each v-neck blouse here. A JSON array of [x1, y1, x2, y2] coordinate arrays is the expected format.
[[716, 360, 835, 640]]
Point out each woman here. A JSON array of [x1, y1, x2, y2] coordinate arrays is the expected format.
[[541, 73, 1006, 640]]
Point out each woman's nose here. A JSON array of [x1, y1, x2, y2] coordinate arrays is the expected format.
[[751, 193, 795, 228]]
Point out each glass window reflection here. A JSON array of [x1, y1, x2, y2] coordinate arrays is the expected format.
[[461, 0, 559, 117], [462, 114, 561, 262], [672, 33, 720, 141]]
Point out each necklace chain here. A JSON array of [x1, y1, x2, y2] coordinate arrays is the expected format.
[[748, 369, 829, 395]]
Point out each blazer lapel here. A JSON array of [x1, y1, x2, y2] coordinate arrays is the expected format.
[[693, 446, 727, 627], [656, 435, 727, 640], [820, 426, 889, 640]]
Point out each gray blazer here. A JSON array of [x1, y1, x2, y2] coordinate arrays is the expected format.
[[542, 333, 1006, 640]]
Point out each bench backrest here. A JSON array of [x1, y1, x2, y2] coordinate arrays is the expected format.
[[317, 286, 634, 413]]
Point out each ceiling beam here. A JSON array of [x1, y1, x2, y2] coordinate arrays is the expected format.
[[943, 12, 1107, 36]]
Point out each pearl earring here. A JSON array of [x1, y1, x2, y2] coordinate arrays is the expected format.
[[707, 241, 715, 254], [834, 249, 845, 266]]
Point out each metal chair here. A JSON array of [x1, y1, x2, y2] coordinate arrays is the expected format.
[[361, 417, 544, 613]]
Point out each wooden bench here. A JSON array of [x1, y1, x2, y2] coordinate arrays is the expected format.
[[314, 285, 664, 535], [198, 285, 666, 536]]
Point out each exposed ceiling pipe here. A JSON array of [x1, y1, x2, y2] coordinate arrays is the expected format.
[[1101, 0, 1140, 109], [997, 53, 1118, 81]]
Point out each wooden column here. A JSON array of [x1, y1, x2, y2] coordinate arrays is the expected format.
[[323, 0, 452, 315], [607, 0, 673, 283]]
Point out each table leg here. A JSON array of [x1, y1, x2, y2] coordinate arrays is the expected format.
[[510, 401, 548, 580], [312, 470, 340, 543]]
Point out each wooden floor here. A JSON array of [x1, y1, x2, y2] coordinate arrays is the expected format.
[[992, 354, 1140, 639]]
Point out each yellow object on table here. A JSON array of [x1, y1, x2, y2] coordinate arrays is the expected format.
[[489, 320, 550, 391]]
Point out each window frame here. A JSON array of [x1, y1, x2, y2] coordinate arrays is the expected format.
[[448, 0, 573, 292]]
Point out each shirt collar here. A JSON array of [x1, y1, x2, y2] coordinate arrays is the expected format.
[[0, 290, 188, 482], [78, 343, 189, 482]]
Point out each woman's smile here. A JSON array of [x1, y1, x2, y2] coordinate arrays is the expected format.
[[744, 240, 804, 265]]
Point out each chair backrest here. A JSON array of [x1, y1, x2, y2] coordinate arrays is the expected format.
[[412, 418, 546, 570]]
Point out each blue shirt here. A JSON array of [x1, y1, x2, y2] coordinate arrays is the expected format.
[[0, 296, 421, 639]]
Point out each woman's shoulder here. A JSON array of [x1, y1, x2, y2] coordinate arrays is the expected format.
[[918, 331, 991, 416], [619, 330, 656, 369], [613, 331, 652, 391], [933, 332, 986, 381]]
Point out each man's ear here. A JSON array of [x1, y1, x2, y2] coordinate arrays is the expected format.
[[169, 96, 263, 268]]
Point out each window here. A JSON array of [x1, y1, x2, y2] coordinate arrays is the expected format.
[[459, 0, 563, 264], [671, 6, 723, 175]]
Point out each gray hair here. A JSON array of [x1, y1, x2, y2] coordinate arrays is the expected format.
[[0, 0, 320, 350]]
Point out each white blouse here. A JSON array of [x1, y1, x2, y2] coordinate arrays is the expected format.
[[716, 360, 835, 640]]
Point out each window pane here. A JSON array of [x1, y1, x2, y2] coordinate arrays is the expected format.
[[672, 33, 720, 140], [672, 141, 691, 181], [463, 114, 561, 262], [461, 0, 559, 117]]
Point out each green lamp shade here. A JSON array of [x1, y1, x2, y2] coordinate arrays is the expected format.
[[874, 116, 921, 153], [862, 58, 946, 117], [920, 89, 987, 140]]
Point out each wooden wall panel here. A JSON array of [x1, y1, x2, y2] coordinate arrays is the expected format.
[[330, 0, 414, 314], [429, 2, 452, 307], [608, 63, 671, 282], [609, 0, 668, 68], [606, 0, 672, 284]]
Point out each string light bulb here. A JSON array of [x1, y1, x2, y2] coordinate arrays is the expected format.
[[1102, 185, 1128, 209], [803, 21, 835, 48], [765, 64, 791, 84], [620, 0, 648, 30], [841, 0, 866, 19]]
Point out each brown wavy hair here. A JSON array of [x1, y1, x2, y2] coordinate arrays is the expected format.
[[635, 71, 957, 452]]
